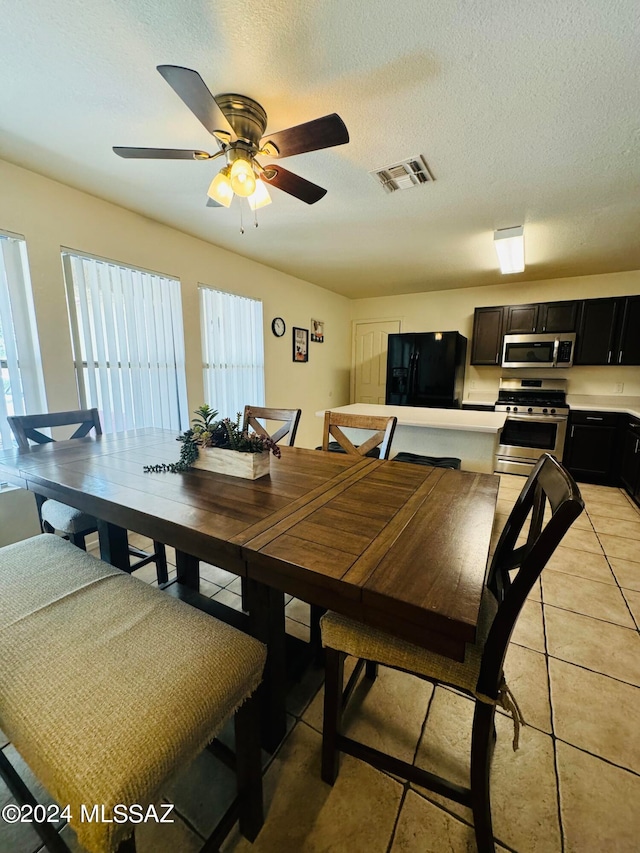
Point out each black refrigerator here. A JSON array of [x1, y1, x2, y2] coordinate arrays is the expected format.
[[385, 332, 467, 408]]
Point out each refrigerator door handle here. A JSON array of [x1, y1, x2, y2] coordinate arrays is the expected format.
[[407, 350, 417, 402]]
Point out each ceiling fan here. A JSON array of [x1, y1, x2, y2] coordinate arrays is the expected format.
[[113, 65, 349, 210]]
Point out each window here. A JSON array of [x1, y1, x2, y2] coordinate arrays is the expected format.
[[200, 286, 265, 419], [0, 232, 45, 448], [62, 251, 188, 433]]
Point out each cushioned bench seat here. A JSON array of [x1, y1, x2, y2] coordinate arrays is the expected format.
[[0, 534, 266, 853]]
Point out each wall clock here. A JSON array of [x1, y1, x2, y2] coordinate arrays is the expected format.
[[271, 317, 286, 337]]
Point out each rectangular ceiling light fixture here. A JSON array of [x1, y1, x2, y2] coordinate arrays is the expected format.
[[494, 225, 525, 274]]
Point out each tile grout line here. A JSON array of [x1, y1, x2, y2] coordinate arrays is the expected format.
[[393, 684, 495, 850], [585, 506, 640, 634], [540, 588, 637, 631], [384, 785, 408, 853], [553, 734, 640, 780], [541, 643, 640, 692]]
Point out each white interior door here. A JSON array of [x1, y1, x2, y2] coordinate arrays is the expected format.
[[352, 320, 401, 403]]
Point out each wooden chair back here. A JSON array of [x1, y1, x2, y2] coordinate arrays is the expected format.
[[322, 411, 397, 460], [8, 409, 103, 451], [242, 405, 302, 447], [478, 453, 584, 699]]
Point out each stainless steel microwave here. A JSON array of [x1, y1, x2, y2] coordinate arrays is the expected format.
[[501, 333, 576, 369]]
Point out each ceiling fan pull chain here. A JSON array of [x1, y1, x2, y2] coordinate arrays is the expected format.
[[239, 202, 245, 235], [254, 208, 259, 229]]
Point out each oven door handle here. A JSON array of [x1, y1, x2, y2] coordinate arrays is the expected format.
[[500, 414, 567, 424]]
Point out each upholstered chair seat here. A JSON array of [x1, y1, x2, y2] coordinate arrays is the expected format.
[[40, 498, 97, 534]]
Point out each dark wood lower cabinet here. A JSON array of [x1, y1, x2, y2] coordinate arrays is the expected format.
[[619, 418, 640, 502], [564, 412, 620, 485], [564, 410, 640, 504]]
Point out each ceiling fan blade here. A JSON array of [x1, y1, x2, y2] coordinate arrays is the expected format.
[[261, 114, 348, 158], [261, 166, 327, 204], [157, 65, 234, 143], [206, 198, 223, 208], [113, 147, 211, 159]]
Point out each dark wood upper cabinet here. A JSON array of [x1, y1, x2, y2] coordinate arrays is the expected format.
[[505, 301, 577, 334], [538, 301, 578, 332], [471, 296, 638, 368], [470, 306, 504, 365], [617, 295, 640, 365], [504, 304, 539, 334], [574, 298, 621, 365], [574, 295, 640, 366]]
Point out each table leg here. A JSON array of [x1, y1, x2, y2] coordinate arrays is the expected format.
[[34, 493, 47, 533], [97, 521, 130, 571], [175, 550, 200, 590], [247, 578, 287, 753]]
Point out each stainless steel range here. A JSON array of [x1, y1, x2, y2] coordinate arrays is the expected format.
[[495, 378, 569, 476]]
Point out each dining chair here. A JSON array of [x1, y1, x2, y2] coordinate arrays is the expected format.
[[320, 411, 398, 460], [242, 405, 302, 447], [238, 405, 303, 612], [8, 410, 169, 584], [319, 453, 584, 853]]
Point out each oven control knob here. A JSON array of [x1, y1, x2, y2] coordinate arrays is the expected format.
[[528, 407, 533, 413], [513, 407, 518, 412], [550, 408, 556, 414], [543, 408, 548, 414], [506, 406, 511, 411]]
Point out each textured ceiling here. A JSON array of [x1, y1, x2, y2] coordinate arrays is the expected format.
[[1, 0, 639, 298]]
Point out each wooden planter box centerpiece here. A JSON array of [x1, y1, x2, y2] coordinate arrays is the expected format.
[[192, 446, 271, 480], [143, 406, 281, 481]]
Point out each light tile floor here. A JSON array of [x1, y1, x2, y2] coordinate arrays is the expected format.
[[1, 477, 639, 852]]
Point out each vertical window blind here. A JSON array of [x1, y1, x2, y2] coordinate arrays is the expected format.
[[62, 251, 188, 434], [0, 233, 46, 448], [200, 286, 265, 420]]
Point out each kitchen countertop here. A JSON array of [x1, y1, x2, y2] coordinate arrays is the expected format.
[[317, 403, 506, 434], [567, 395, 640, 418]]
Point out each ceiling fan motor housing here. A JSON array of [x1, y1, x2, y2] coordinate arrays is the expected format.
[[216, 93, 267, 147]]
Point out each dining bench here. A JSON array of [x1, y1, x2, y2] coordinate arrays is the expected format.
[[0, 534, 266, 853]]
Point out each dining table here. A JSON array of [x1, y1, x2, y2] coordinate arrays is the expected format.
[[0, 427, 500, 750]]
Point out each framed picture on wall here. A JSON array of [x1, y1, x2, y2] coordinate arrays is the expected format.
[[311, 319, 324, 342], [292, 327, 309, 362]]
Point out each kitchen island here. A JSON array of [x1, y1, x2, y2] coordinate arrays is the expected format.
[[317, 404, 506, 473]]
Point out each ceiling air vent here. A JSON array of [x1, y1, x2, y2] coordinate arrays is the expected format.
[[370, 155, 434, 193]]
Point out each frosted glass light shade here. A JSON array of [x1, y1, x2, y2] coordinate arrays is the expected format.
[[230, 158, 257, 197], [207, 169, 233, 207], [494, 226, 525, 274], [248, 180, 272, 210]]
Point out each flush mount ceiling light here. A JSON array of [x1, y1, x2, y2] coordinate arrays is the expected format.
[[113, 64, 349, 218], [494, 226, 525, 274]]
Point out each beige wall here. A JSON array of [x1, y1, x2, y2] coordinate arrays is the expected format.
[[0, 159, 352, 449], [350, 271, 640, 400], [3, 154, 639, 454]]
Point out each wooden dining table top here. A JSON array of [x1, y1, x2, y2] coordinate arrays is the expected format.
[[0, 427, 500, 661]]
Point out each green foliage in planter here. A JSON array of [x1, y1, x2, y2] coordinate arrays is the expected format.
[[144, 405, 281, 473]]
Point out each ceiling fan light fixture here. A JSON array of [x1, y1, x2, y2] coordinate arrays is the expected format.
[[207, 167, 233, 207], [494, 226, 525, 274], [248, 179, 272, 211], [230, 156, 257, 197]]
